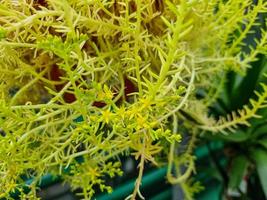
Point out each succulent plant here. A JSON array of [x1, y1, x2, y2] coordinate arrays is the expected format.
[[0, 0, 266, 199]]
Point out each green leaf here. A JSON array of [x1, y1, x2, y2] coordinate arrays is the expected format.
[[258, 138, 267, 150], [231, 55, 266, 109], [221, 131, 249, 142], [251, 123, 267, 139], [228, 155, 248, 189], [205, 129, 249, 142], [220, 56, 267, 112], [251, 148, 267, 198]]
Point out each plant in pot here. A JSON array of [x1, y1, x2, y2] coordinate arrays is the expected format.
[[202, 55, 267, 199], [0, 0, 266, 199]]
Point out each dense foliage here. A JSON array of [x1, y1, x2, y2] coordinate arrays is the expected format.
[[204, 56, 267, 199], [0, 0, 266, 199]]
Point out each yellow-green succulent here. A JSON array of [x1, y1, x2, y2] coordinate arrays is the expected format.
[[0, 0, 266, 199]]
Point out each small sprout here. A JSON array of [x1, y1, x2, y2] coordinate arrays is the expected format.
[[169, 134, 182, 143]]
